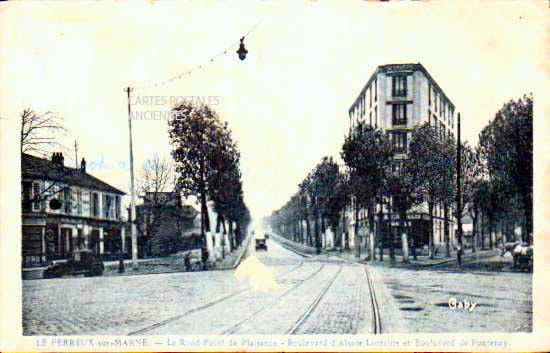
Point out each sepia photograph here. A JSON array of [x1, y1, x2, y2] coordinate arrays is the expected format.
[[0, 0, 548, 351]]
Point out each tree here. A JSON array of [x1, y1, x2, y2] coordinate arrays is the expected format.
[[208, 123, 243, 256], [136, 155, 174, 256], [439, 134, 457, 258], [461, 146, 483, 252], [20, 109, 67, 155], [168, 101, 226, 254], [478, 94, 533, 244], [406, 122, 448, 259], [342, 121, 392, 260]]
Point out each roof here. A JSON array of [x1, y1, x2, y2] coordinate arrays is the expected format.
[[349, 63, 455, 114], [143, 192, 181, 207], [22, 153, 126, 195]]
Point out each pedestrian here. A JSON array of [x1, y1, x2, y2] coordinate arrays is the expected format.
[[457, 244, 463, 267], [201, 246, 209, 271]]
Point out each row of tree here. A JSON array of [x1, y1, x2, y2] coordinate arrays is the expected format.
[[267, 95, 533, 262], [168, 101, 251, 258]]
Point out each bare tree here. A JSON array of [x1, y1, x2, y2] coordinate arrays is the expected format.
[[136, 155, 176, 255], [20, 109, 67, 155]]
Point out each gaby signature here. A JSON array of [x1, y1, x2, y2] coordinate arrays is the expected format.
[[448, 297, 477, 312]]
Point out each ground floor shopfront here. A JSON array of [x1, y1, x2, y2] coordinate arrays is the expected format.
[[331, 211, 456, 252], [22, 214, 129, 267]]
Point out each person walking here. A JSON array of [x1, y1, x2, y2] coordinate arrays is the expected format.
[[201, 246, 209, 271]]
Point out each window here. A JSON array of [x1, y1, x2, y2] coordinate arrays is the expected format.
[[32, 182, 41, 211], [392, 75, 407, 97], [369, 111, 372, 126], [374, 79, 377, 102], [435, 93, 438, 112], [391, 132, 407, 153], [22, 182, 32, 212], [428, 111, 431, 125], [115, 196, 121, 220], [64, 188, 72, 214], [103, 194, 113, 219], [77, 190, 82, 215], [375, 108, 378, 128], [92, 192, 99, 217], [428, 84, 431, 105], [392, 104, 407, 125], [369, 87, 372, 107]]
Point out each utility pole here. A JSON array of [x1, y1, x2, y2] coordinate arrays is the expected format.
[[457, 113, 463, 258], [126, 87, 138, 270]]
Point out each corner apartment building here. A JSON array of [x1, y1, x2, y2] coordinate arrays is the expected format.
[[347, 63, 457, 249]]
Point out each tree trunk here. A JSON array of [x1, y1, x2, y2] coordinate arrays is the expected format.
[[408, 219, 417, 260], [378, 203, 384, 261], [471, 207, 478, 253], [399, 206, 409, 263], [369, 201, 376, 261], [355, 202, 361, 258], [389, 197, 394, 262], [321, 216, 326, 249], [428, 202, 435, 259], [228, 219, 235, 251], [489, 216, 495, 250]]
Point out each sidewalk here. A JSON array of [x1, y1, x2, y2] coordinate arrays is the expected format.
[[339, 247, 500, 269], [23, 234, 251, 280], [270, 233, 500, 269]]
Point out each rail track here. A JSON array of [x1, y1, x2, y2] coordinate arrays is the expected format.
[[127, 260, 305, 335], [364, 266, 381, 334], [221, 264, 327, 334], [286, 265, 343, 334]]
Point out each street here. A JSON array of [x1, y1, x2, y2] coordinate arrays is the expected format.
[[22, 237, 531, 335], [23, 238, 374, 335]]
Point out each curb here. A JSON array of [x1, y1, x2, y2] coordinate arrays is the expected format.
[[269, 234, 313, 258], [228, 234, 253, 269]]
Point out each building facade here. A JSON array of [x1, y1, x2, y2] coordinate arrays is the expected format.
[[136, 192, 200, 256], [21, 152, 127, 267], [347, 63, 457, 250]]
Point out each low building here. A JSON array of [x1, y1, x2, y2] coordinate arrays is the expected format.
[[136, 192, 200, 256], [21, 152, 126, 267]]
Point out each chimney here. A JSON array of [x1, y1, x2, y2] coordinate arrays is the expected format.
[[52, 152, 63, 167], [80, 158, 86, 173], [51, 152, 64, 167]]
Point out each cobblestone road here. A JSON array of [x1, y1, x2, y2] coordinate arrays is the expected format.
[[371, 255, 532, 332], [24, 236, 529, 335], [23, 238, 374, 335]]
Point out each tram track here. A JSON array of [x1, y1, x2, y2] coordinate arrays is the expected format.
[[127, 260, 305, 335], [286, 265, 343, 334], [365, 265, 382, 334], [221, 264, 326, 334]]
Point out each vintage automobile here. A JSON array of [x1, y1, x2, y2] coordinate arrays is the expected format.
[[255, 238, 268, 251], [43, 249, 105, 279], [515, 245, 533, 272]]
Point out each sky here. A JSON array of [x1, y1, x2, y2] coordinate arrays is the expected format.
[[1, 0, 548, 225]]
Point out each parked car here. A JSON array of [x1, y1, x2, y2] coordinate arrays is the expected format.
[[43, 249, 104, 279], [516, 245, 533, 272], [255, 238, 268, 251]]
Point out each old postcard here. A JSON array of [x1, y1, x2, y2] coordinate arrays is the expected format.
[[0, 0, 549, 351]]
